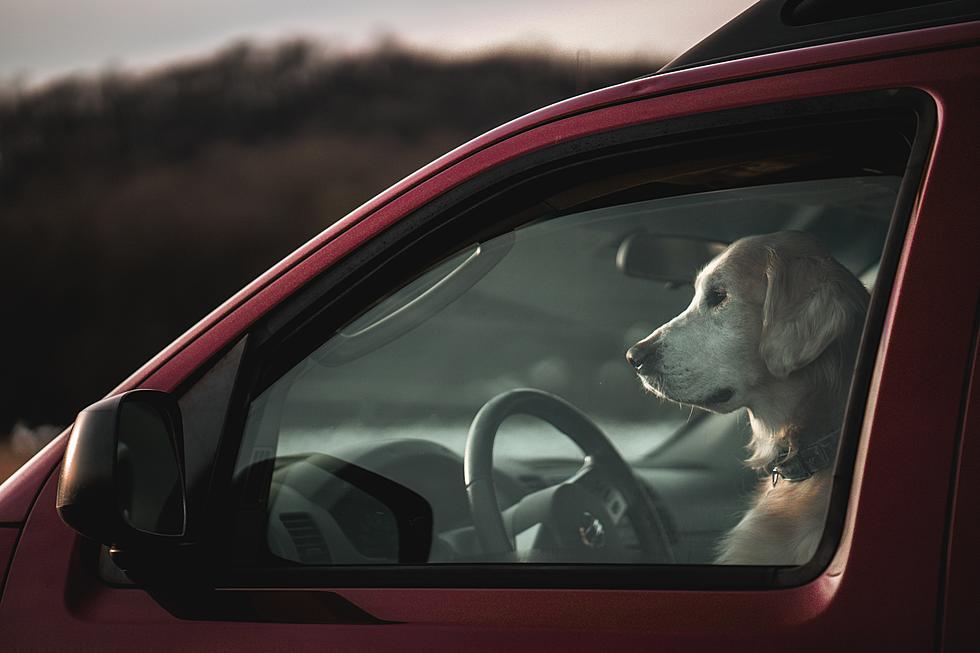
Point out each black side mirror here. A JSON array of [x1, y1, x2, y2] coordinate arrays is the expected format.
[[57, 390, 187, 549]]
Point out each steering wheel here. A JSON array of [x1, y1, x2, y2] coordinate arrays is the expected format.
[[464, 388, 674, 562]]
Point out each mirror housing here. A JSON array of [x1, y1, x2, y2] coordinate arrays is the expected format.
[[57, 389, 187, 550]]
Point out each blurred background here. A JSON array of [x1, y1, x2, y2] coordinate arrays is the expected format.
[[0, 0, 755, 481]]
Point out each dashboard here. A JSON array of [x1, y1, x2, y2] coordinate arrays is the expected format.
[[265, 410, 755, 566]]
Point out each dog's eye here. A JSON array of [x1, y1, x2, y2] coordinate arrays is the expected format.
[[705, 287, 727, 308]]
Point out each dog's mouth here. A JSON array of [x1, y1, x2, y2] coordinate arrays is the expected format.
[[637, 373, 665, 397], [703, 387, 734, 406], [636, 371, 735, 411]]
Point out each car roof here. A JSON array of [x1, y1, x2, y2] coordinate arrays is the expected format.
[[661, 0, 980, 73]]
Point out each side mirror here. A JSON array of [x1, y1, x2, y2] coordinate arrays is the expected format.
[[57, 389, 187, 549]]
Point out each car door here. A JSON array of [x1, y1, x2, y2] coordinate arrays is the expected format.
[[941, 322, 980, 649], [3, 37, 979, 652]]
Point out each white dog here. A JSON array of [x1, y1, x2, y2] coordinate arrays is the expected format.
[[626, 231, 869, 565]]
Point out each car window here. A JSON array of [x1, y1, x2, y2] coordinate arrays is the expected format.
[[229, 106, 919, 575]]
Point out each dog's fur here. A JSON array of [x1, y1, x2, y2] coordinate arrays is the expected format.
[[626, 231, 868, 564]]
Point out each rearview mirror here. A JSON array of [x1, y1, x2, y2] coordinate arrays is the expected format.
[[57, 390, 187, 548], [616, 233, 728, 284]]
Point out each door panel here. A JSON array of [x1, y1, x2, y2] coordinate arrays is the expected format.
[[941, 317, 980, 651]]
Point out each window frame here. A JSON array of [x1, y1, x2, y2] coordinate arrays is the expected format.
[[199, 88, 936, 591]]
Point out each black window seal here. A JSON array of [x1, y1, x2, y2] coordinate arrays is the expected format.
[[201, 88, 936, 593], [659, 0, 980, 74]]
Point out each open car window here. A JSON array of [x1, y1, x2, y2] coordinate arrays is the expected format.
[[228, 99, 923, 579]]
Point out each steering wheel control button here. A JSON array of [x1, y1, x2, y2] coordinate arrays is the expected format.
[[578, 512, 606, 549], [603, 487, 627, 523]]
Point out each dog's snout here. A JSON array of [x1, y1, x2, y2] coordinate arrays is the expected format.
[[627, 340, 661, 372], [626, 346, 643, 369]]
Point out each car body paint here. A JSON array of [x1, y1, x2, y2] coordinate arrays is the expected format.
[[1, 19, 978, 652]]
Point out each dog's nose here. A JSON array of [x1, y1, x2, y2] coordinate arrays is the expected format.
[[627, 340, 660, 372]]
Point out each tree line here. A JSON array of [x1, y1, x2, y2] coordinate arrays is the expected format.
[[0, 40, 659, 442]]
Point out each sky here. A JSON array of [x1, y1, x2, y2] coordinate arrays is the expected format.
[[0, 0, 756, 85]]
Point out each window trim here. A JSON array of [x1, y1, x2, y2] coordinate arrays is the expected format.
[[201, 88, 936, 592]]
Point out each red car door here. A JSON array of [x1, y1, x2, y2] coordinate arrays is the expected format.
[[2, 25, 979, 652]]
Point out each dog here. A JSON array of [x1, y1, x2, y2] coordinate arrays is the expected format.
[[626, 231, 869, 565]]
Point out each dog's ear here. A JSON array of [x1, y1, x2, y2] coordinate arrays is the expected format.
[[760, 250, 862, 378]]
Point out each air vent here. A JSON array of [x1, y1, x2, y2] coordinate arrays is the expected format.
[[518, 474, 568, 491], [518, 474, 549, 491], [279, 512, 332, 564]]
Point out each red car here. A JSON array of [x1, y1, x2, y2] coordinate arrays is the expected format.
[[2, 1, 979, 650]]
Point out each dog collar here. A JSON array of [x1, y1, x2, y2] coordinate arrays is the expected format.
[[765, 429, 840, 486]]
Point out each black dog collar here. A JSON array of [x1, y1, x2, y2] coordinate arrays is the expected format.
[[765, 429, 841, 486]]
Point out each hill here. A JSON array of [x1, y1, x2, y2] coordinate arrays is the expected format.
[[0, 41, 660, 441]]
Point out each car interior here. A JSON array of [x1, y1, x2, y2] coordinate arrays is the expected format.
[[224, 111, 916, 571], [235, 171, 898, 567]]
